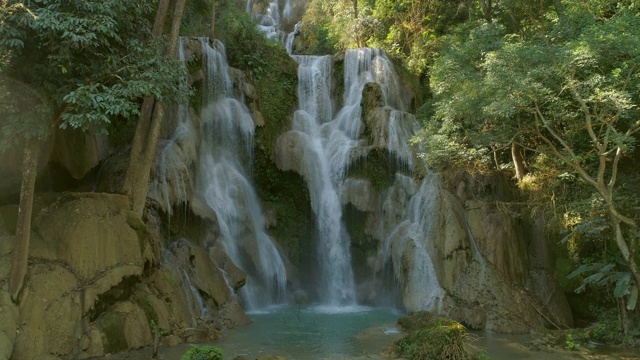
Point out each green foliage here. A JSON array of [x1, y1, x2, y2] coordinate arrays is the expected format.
[[0, 0, 188, 139], [216, 4, 297, 155], [181, 345, 223, 360], [395, 312, 489, 360], [416, 1, 640, 342], [0, 76, 52, 151], [564, 331, 590, 351]]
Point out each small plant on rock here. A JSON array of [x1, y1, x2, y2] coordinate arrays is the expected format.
[[181, 345, 223, 360], [394, 312, 489, 360]]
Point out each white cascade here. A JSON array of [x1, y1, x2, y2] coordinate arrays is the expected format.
[[382, 174, 445, 311], [290, 55, 358, 306], [192, 39, 287, 309]]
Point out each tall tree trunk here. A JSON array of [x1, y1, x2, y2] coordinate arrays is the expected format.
[[210, 0, 216, 41], [512, 142, 527, 181], [8, 138, 39, 302], [120, 0, 186, 216], [167, 0, 187, 59], [353, 0, 358, 18], [152, 0, 172, 37]]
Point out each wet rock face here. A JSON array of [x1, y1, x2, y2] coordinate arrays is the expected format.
[[170, 240, 232, 307]]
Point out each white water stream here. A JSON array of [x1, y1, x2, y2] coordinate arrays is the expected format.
[[191, 39, 287, 310]]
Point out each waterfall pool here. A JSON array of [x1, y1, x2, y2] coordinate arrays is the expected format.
[[104, 306, 635, 360], [217, 305, 402, 359]]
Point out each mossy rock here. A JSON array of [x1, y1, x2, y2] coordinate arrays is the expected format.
[[95, 311, 128, 354], [395, 312, 489, 360], [346, 148, 401, 192]]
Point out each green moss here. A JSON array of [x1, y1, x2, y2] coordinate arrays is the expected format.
[[253, 147, 313, 266], [216, 5, 298, 155], [395, 312, 490, 360], [133, 290, 159, 326], [346, 148, 402, 192], [95, 311, 128, 354]]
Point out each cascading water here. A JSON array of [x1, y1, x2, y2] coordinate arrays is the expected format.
[[192, 38, 287, 310], [383, 175, 445, 311], [149, 37, 197, 217], [291, 55, 357, 306]]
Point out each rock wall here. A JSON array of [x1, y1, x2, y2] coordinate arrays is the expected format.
[[0, 192, 249, 359]]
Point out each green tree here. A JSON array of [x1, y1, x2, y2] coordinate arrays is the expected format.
[[420, 2, 640, 321]]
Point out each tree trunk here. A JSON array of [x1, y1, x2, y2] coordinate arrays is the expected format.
[[512, 142, 527, 181], [167, 0, 187, 59], [610, 212, 640, 291], [120, 0, 186, 216], [353, 0, 358, 19], [210, 0, 216, 41], [152, 0, 172, 37], [8, 138, 39, 303]]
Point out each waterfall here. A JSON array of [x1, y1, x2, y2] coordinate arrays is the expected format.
[[192, 39, 287, 310], [285, 21, 302, 55], [380, 174, 445, 311], [291, 55, 357, 306]]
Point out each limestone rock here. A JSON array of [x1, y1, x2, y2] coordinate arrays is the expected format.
[[50, 127, 109, 179], [148, 266, 194, 329], [210, 247, 247, 291], [82, 326, 106, 358], [171, 241, 231, 307], [118, 302, 153, 349], [93, 301, 153, 354], [466, 199, 528, 284], [0, 290, 18, 360], [13, 263, 80, 360], [0, 205, 18, 236], [274, 130, 310, 178], [218, 297, 252, 328], [340, 178, 376, 212], [444, 261, 543, 334], [32, 193, 144, 280]]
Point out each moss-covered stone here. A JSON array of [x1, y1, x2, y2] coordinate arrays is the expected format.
[[95, 311, 128, 354], [395, 312, 489, 360], [347, 148, 403, 192], [253, 146, 314, 267]]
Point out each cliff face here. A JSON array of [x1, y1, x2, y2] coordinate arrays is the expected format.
[[0, 192, 249, 360]]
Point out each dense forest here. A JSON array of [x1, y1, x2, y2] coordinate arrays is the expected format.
[[1, 0, 639, 358]]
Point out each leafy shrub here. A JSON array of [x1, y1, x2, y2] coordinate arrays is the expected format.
[[395, 312, 489, 360], [181, 345, 223, 360]]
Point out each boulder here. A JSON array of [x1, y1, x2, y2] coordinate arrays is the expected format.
[[12, 263, 80, 360]]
